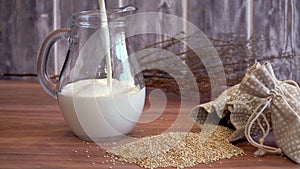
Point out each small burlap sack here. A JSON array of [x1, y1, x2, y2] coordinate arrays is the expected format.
[[191, 62, 300, 164], [239, 62, 300, 164]]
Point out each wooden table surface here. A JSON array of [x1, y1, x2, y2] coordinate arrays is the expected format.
[[0, 80, 299, 169]]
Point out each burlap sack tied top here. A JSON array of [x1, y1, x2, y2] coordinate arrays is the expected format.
[[239, 62, 300, 164]]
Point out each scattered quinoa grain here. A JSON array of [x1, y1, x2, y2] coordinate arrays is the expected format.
[[107, 125, 244, 169]]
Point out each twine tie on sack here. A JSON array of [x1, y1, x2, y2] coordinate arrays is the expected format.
[[244, 85, 282, 156]]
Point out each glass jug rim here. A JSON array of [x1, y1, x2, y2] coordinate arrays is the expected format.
[[71, 6, 136, 28], [73, 6, 136, 15]]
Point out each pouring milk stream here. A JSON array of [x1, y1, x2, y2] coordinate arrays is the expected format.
[[98, 0, 113, 89]]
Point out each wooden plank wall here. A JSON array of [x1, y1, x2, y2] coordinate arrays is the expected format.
[[0, 0, 299, 98]]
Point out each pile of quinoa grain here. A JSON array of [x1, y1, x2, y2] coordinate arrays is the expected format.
[[107, 125, 244, 169]]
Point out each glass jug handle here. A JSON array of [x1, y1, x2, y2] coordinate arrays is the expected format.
[[37, 28, 70, 98]]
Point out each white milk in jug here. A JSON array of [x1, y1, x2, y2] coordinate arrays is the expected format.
[[57, 79, 145, 140]]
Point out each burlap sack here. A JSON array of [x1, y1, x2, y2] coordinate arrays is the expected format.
[[239, 62, 300, 164]]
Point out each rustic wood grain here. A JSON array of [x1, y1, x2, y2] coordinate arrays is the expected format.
[[0, 80, 299, 169], [1, 0, 300, 99], [0, 0, 53, 80]]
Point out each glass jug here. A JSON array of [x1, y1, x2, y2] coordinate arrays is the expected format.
[[37, 7, 145, 141]]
